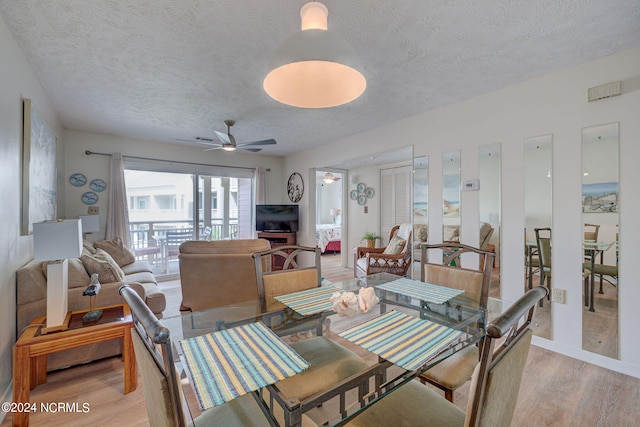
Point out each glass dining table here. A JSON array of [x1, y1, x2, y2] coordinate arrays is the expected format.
[[161, 272, 501, 426]]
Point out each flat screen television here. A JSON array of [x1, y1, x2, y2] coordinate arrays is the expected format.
[[256, 204, 299, 232]]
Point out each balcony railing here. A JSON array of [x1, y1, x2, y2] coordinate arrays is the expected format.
[[129, 219, 238, 275]]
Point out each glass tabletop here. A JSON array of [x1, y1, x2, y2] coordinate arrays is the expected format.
[[162, 273, 492, 426]]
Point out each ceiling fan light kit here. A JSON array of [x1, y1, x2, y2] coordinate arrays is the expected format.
[[263, 2, 366, 109], [196, 119, 276, 153]]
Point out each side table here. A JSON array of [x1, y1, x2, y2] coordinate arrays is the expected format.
[[12, 304, 137, 427]]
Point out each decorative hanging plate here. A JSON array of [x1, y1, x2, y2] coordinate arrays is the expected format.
[[69, 173, 87, 187], [357, 182, 366, 193], [81, 191, 99, 205], [357, 195, 367, 206], [89, 178, 107, 192], [350, 190, 358, 200], [365, 187, 375, 198], [287, 172, 304, 203]]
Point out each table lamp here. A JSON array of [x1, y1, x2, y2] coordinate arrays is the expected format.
[[33, 219, 83, 333], [329, 208, 337, 223], [79, 214, 100, 241]]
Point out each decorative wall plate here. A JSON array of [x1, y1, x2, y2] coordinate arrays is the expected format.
[[81, 191, 99, 205], [287, 172, 304, 203], [350, 190, 358, 200], [357, 182, 366, 193], [69, 173, 87, 187], [365, 187, 375, 198], [357, 195, 367, 206], [89, 178, 107, 192]]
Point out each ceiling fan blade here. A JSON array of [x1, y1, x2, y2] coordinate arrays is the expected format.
[[237, 139, 277, 147], [203, 146, 222, 152], [214, 130, 231, 144], [239, 147, 262, 152]]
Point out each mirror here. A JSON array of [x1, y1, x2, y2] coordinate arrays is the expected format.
[[524, 134, 553, 340], [319, 146, 414, 273], [413, 156, 428, 278], [582, 122, 619, 359], [443, 150, 461, 244], [479, 143, 501, 298]]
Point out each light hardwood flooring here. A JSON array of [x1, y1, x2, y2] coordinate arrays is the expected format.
[[2, 254, 638, 426]]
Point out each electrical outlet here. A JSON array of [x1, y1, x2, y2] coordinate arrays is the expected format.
[[87, 206, 99, 215], [552, 288, 566, 304]]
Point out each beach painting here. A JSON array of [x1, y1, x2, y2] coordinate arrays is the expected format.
[[582, 182, 618, 213]]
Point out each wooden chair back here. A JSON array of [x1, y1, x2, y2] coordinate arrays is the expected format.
[[465, 286, 548, 427], [534, 227, 552, 268], [252, 245, 322, 312], [119, 285, 184, 427], [420, 243, 495, 307]]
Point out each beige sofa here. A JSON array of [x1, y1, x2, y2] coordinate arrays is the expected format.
[[178, 239, 271, 312], [16, 238, 165, 371]]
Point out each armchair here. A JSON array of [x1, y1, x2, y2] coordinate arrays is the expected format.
[[354, 224, 412, 278]]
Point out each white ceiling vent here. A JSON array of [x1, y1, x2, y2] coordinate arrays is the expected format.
[[588, 81, 622, 102]]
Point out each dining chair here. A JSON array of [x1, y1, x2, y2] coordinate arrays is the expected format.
[[417, 243, 495, 402], [119, 284, 285, 427], [534, 227, 552, 306], [354, 224, 413, 278], [584, 223, 600, 242], [252, 245, 322, 313], [525, 228, 540, 292], [345, 286, 549, 427]]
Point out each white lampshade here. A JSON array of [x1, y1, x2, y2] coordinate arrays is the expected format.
[[33, 219, 83, 261], [263, 2, 366, 108], [33, 219, 82, 332], [329, 208, 337, 216], [79, 215, 100, 233]]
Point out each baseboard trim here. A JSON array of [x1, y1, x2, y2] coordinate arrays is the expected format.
[[532, 336, 640, 379]]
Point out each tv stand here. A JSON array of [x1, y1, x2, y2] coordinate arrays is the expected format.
[[257, 231, 297, 270]]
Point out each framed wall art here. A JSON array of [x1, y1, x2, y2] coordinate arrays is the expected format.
[[287, 172, 304, 203], [21, 98, 57, 235]]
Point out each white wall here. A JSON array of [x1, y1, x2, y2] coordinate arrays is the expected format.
[[286, 46, 640, 377], [0, 15, 64, 415], [63, 129, 284, 240]]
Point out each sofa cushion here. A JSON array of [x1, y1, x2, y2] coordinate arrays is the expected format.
[[42, 258, 91, 289], [121, 260, 153, 275], [124, 271, 156, 285], [94, 236, 136, 267], [81, 249, 125, 283]]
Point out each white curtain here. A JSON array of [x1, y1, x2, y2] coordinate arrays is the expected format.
[[106, 152, 131, 246], [256, 167, 267, 204]]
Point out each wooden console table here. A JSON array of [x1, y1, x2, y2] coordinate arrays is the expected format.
[[12, 304, 137, 427]]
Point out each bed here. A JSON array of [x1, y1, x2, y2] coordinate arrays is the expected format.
[[316, 224, 341, 253]]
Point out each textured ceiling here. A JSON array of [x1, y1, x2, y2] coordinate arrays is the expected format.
[[1, 1, 639, 157]]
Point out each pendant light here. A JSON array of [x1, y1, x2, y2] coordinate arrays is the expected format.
[[263, 2, 366, 108]]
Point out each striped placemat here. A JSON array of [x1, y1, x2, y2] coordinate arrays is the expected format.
[[339, 310, 464, 371], [274, 285, 341, 315], [377, 277, 463, 304], [180, 322, 309, 409]]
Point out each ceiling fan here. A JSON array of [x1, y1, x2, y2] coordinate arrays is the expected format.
[[188, 120, 276, 153], [323, 172, 341, 184]]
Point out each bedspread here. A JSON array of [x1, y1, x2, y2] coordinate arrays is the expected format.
[[316, 224, 341, 252]]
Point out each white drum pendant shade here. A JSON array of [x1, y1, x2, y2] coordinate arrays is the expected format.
[[263, 2, 366, 109]]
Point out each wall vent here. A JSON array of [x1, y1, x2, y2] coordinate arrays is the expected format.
[[588, 81, 622, 102]]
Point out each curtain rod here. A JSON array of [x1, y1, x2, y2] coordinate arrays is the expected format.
[[84, 150, 270, 172]]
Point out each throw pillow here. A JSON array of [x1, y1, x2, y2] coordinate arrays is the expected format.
[[383, 235, 406, 255], [83, 239, 97, 254], [94, 236, 135, 267], [443, 225, 459, 242], [81, 248, 125, 283]]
